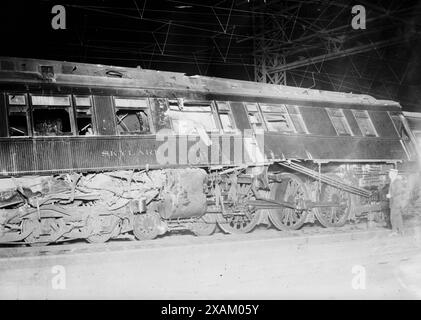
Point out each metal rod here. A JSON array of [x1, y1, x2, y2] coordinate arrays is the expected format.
[[277, 161, 371, 198]]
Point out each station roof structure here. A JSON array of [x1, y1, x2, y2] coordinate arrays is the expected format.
[[1, 0, 420, 110]]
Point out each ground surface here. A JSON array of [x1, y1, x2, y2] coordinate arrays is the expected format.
[[1, 219, 421, 299]]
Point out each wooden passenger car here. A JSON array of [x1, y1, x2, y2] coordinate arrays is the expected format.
[[0, 57, 417, 245]]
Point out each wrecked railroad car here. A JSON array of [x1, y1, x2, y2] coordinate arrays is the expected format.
[[0, 57, 418, 246]]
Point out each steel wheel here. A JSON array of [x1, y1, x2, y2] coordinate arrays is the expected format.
[[217, 211, 260, 234], [268, 173, 309, 230], [191, 214, 217, 236], [133, 212, 161, 240], [23, 218, 64, 247], [86, 215, 121, 244], [216, 214, 257, 234], [315, 180, 351, 227], [216, 183, 261, 234]]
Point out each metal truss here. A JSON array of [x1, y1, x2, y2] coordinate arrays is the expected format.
[[248, 0, 421, 105], [251, 1, 290, 84], [38, 0, 421, 108]]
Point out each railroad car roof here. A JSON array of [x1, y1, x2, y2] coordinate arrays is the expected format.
[[0, 56, 401, 108]]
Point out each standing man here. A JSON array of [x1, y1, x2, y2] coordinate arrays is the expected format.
[[387, 169, 406, 235]]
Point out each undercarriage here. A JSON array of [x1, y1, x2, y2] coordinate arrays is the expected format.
[[0, 162, 394, 246]]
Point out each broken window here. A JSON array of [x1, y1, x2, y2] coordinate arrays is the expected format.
[[246, 103, 265, 132], [33, 109, 72, 136], [216, 101, 235, 132], [353, 110, 377, 137], [8, 94, 26, 106], [168, 100, 217, 134], [326, 108, 352, 136], [286, 105, 308, 134], [7, 94, 29, 137], [116, 110, 150, 134], [114, 98, 150, 135], [31, 95, 73, 136], [260, 104, 296, 133], [74, 96, 94, 135]]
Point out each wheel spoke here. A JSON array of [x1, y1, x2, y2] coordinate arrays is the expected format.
[[288, 211, 295, 225], [292, 210, 300, 223]]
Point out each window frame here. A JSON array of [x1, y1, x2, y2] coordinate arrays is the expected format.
[[388, 111, 403, 138], [167, 99, 220, 134], [285, 105, 309, 134], [259, 103, 297, 133], [30, 94, 75, 137], [245, 102, 267, 132], [352, 109, 378, 137], [326, 108, 353, 136], [6, 93, 31, 138], [112, 96, 153, 135], [72, 95, 96, 136], [215, 101, 237, 133]]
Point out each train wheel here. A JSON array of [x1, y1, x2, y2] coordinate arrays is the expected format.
[[314, 182, 351, 227], [268, 173, 309, 231], [23, 218, 64, 247], [86, 215, 121, 244], [217, 182, 262, 234], [133, 212, 161, 240], [191, 214, 217, 236], [217, 211, 260, 234]]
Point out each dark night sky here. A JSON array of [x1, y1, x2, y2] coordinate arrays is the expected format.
[[0, 0, 254, 79], [1, 0, 421, 111]]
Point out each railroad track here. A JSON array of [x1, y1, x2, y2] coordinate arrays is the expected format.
[[1, 218, 420, 260]]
